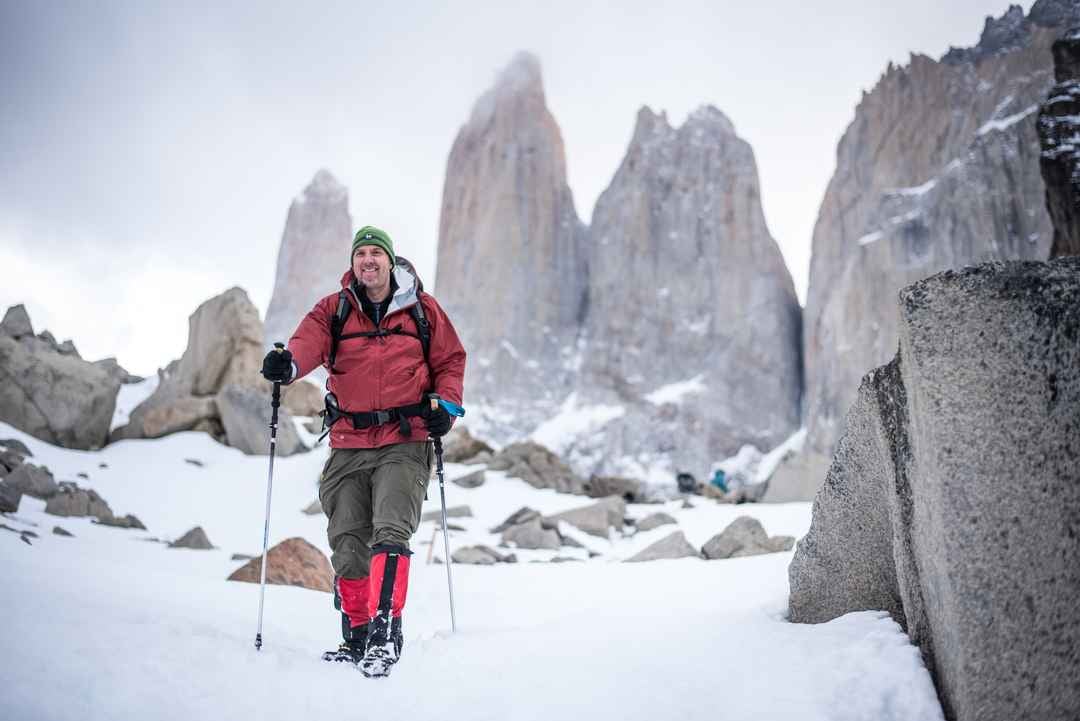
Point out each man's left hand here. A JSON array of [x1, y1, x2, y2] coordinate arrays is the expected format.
[[423, 403, 452, 438]]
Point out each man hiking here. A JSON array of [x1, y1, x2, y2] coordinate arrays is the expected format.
[[261, 225, 466, 677]]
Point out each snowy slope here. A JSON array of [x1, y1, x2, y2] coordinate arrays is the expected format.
[[0, 422, 944, 721]]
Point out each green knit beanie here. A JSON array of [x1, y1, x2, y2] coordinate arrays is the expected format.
[[351, 226, 395, 266]]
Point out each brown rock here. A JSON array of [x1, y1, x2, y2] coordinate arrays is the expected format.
[[227, 537, 333, 592], [169, 526, 214, 549]]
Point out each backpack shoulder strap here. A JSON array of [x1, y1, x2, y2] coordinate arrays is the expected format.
[[328, 290, 351, 371], [409, 293, 432, 367]]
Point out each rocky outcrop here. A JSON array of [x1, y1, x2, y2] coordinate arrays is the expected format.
[[264, 170, 352, 347], [440, 426, 494, 464], [802, 2, 1080, 468], [572, 105, 802, 478], [487, 441, 585, 494], [545, 496, 626, 538], [1038, 27, 1080, 257], [789, 259, 1080, 721], [44, 483, 114, 521], [114, 288, 305, 456], [169, 526, 214, 550], [435, 52, 588, 429], [4, 463, 59, 499], [227, 537, 333, 592], [452, 545, 517, 565], [0, 305, 120, 450]]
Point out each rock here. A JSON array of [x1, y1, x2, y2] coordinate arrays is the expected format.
[[635, 512, 677, 532], [489, 507, 540, 533], [76, 472, 88, 480], [184, 458, 204, 467], [281, 380, 324, 418], [625, 531, 700, 562], [1, 450, 25, 475], [93, 514, 146, 530], [0, 438, 32, 457], [451, 468, 485, 489], [681, 499, 695, 509], [549, 556, 583, 563], [451, 546, 498, 565], [1038, 28, 1080, 257], [4, 463, 58, 499], [421, 505, 472, 522], [0, 480, 21, 512], [52, 526, 73, 537], [576, 104, 802, 479], [1, 304, 34, 338], [0, 313, 120, 450], [118, 287, 272, 447], [545, 496, 626, 538], [169, 526, 214, 550], [582, 475, 642, 502], [264, 170, 352, 352], [436, 53, 589, 432], [487, 441, 586, 494], [764, 535, 794, 553], [501, 517, 561, 550], [760, 450, 831, 503], [92, 357, 142, 385], [789, 259, 1080, 721], [44, 483, 113, 521], [441, 426, 494, 464], [802, 4, 1077, 463], [216, 384, 306, 457], [701, 516, 771, 560], [227, 537, 333, 592], [231, 553, 254, 561], [301, 499, 322, 515]]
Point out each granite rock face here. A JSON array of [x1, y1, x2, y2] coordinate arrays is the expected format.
[[115, 288, 306, 456], [573, 106, 802, 478], [435, 52, 588, 429], [1038, 27, 1080, 257], [790, 259, 1080, 721], [0, 305, 120, 450], [802, 3, 1080, 466], [264, 170, 352, 347]]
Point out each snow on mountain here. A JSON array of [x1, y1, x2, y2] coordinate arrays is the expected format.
[[0, 422, 943, 720]]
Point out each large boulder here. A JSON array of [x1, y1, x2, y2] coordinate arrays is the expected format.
[[216, 385, 306, 457], [440, 426, 494, 464], [802, 3, 1080, 464], [789, 259, 1080, 721], [117, 288, 306, 456], [0, 480, 21, 513], [625, 531, 700, 562], [169, 526, 214, 550], [263, 170, 352, 350], [487, 441, 585, 494], [0, 306, 120, 450], [634, 512, 677, 533], [1038, 27, 1080, 257], [227, 537, 333, 592]]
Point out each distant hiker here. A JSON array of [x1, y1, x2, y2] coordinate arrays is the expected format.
[[710, 468, 728, 494], [261, 226, 466, 677], [676, 471, 698, 495]]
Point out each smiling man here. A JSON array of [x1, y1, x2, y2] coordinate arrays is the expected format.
[[260, 225, 466, 677]]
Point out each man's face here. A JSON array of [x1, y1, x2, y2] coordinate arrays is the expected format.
[[352, 245, 392, 290]]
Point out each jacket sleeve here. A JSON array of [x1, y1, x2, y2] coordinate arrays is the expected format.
[[422, 294, 466, 406], [287, 295, 334, 381]]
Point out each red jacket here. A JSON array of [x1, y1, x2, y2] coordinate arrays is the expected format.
[[288, 267, 466, 449]]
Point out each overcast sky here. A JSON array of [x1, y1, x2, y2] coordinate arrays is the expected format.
[[1, 0, 1014, 375]]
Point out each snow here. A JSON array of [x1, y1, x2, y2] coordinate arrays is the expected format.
[[887, 178, 937, 197], [1, 421, 944, 720], [857, 230, 884, 246], [110, 375, 160, 431], [977, 105, 1039, 136], [644, 374, 707, 405], [529, 392, 625, 455]]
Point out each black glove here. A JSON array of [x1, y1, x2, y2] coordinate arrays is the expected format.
[[261, 347, 293, 383], [423, 402, 453, 438]]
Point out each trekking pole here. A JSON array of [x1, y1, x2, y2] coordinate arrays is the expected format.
[[255, 344, 285, 651], [433, 435, 458, 633]]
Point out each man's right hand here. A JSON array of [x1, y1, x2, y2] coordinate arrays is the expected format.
[[261, 347, 293, 383]]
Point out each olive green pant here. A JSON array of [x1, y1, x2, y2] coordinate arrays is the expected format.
[[319, 442, 432, 579]]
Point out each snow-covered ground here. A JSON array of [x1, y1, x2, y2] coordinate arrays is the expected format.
[[0, 421, 943, 721]]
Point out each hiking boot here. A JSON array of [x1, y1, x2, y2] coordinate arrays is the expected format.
[[322, 639, 365, 665]]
